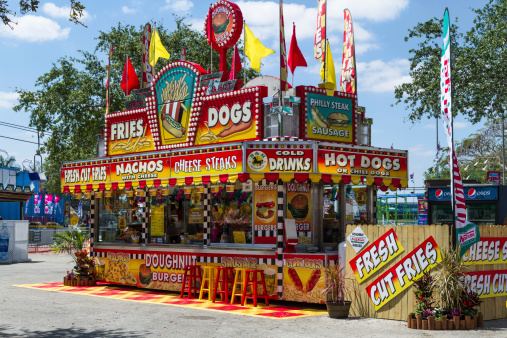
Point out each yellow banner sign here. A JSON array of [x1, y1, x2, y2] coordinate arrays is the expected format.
[[462, 238, 507, 265], [365, 236, 442, 311]]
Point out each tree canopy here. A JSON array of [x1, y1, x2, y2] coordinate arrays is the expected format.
[[14, 17, 260, 194], [424, 121, 505, 182], [394, 0, 507, 124], [1, 0, 85, 28]]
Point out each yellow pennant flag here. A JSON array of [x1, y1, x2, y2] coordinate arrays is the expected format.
[[320, 41, 336, 90], [149, 28, 170, 68], [244, 23, 275, 72]]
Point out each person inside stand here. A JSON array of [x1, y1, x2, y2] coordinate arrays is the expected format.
[[325, 204, 336, 215], [0, 216, 2, 220]]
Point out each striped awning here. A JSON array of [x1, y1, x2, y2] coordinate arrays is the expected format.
[[62, 174, 407, 193]]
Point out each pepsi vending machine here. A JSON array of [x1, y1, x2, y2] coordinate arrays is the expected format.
[[427, 185, 499, 225]]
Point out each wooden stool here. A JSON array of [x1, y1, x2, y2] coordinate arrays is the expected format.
[[212, 267, 234, 303], [241, 269, 269, 307], [199, 266, 216, 301], [180, 265, 202, 299], [231, 268, 249, 304]]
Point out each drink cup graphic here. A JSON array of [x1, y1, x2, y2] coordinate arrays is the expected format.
[[95, 259, 106, 279], [264, 268, 277, 295]]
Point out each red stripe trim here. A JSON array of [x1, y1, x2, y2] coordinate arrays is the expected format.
[[185, 177, 193, 186], [265, 173, 280, 182], [294, 173, 309, 183]]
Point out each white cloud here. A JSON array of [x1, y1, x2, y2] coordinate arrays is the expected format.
[[422, 123, 435, 130], [408, 144, 435, 157], [42, 3, 91, 21], [0, 92, 19, 108], [327, 0, 409, 23], [357, 59, 411, 93], [0, 15, 70, 42], [122, 6, 136, 14], [162, 0, 194, 12], [454, 121, 469, 129]]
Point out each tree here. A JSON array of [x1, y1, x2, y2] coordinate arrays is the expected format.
[[1, 0, 86, 28], [394, 0, 507, 124], [0, 153, 20, 169], [423, 120, 505, 182], [14, 17, 260, 194]]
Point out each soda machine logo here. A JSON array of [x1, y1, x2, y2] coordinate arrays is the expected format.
[[435, 189, 443, 199], [468, 188, 477, 199]]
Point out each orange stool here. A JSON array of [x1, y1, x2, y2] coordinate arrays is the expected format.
[[231, 268, 249, 304], [241, 269, 269, 307], [199, 266, 216, 301], [212, 267, 234, 303], [180, 265, 202, 299]]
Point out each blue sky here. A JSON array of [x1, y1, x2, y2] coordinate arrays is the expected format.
[[0, 0, 486, 190]]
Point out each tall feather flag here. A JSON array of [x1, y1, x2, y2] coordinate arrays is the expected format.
[[288, 23, 307, 74], [120, 56, 140, 96], [141, 24, 153, 88], [229, 45, 242, 80], [314, 0, 326, 62], [340, 9, 357, 94], [440, 8, 479, 256], [319, 41, 336, 90], [244, 23, 275, 72], [279, 0, 288, 91], [105, 44, 113, 114], [149, 28, 170, 68]]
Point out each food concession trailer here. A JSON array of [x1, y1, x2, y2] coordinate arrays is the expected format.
[[60, 1, 408, 303]]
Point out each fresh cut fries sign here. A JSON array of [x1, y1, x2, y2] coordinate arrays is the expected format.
[[365, 236, 442, 311], [349, 228, 404, 284]]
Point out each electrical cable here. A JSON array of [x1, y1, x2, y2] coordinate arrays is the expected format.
[[0, 135, 39, 145]]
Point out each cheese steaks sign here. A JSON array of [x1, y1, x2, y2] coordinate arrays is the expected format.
[[349, 228, 404, 284], [365, 236, 442, 311], [463, 237, 507, 265], [246, 148, 313, 173], [318, 147, 408, 179], [170, 149, 242, 177]]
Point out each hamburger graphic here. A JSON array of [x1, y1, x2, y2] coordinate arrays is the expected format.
[[255, 193, 276, 223], [212, 12, 230, 37], [287, 194, 309, 221], [326, 112, 350, 127]]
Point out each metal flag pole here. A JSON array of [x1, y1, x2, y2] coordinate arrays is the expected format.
[[278, 0, 284, 137], [324, 0, 327, 83], [244, 20, 246, 84], [291, 22, 294, 87], [210, 4, 213, 73]]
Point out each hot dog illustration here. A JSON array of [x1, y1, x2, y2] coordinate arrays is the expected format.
[[288, 268, 304, 292], [306, 269, 321, 293]]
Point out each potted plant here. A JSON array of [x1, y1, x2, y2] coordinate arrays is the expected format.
[[51, 229, 95, 285], [322, 261, 352, 318]]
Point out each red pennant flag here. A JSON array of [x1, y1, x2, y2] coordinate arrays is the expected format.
[[120, 57, 140, 96], [229, 45, 242, 80], [288, 24, 307, 74]]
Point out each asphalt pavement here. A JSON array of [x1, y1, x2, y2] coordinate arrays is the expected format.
[[1, 253, 506, 337]]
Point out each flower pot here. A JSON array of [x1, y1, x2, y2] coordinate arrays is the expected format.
[[435, 319, 441, 330], [325, 301, 351, 319], [416, 315, 422, 329], [478, 312, 483, 327], [407, 314, 413, 328], [63, 277, 68, 286], [83, 278, 89, 286], [465, 315, 471, 330], [422, 320, 428, 330]]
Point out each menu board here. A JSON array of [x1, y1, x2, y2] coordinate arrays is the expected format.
[[254, 182, 278, 232], [286, 183, 311, 232], [151, 205, 165, 236]]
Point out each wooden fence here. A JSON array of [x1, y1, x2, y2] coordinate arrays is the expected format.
[[345, 224, 507, 321]]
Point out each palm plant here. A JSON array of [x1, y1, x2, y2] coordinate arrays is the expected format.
[[51, 229, 89, 262], [430, 244, 468, 311]]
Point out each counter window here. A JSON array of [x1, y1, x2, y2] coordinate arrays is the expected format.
[[97, 189, 142, 243], [323, 185, 340, 244], [346, 184, 368, 225], [149, 186, 205, 245], [211, 181, 253, 244]]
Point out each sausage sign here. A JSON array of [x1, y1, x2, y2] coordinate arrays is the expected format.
[[365, 236, 442, 311]]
